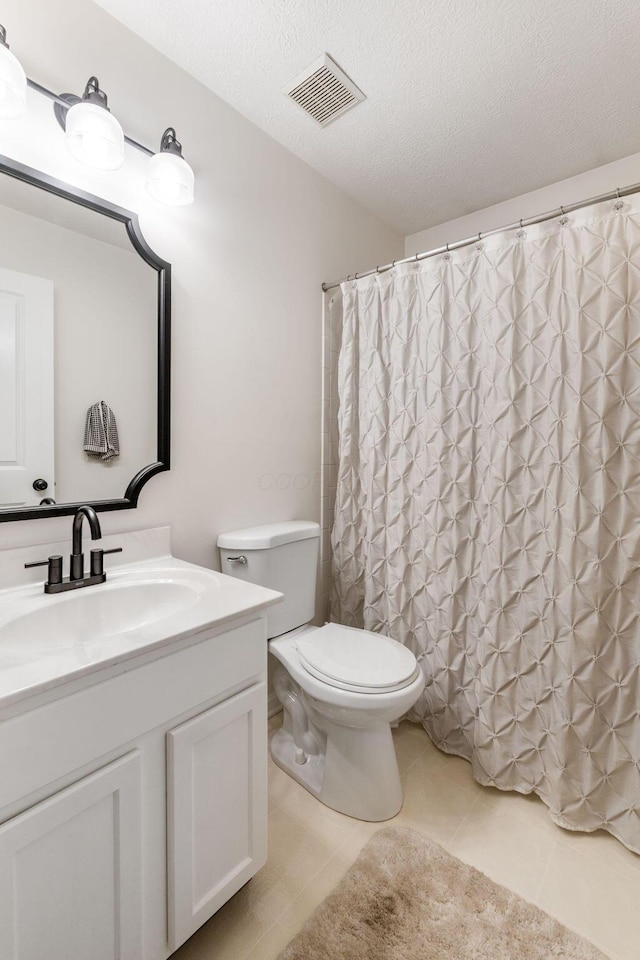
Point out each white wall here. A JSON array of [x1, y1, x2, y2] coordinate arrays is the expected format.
[[405, 149, 640, 256], [0, 0, 402, 567]]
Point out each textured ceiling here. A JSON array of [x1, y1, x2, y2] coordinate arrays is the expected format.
[[94, 0, 640, 235]]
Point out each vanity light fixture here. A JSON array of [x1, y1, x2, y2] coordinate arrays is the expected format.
[[145, 127, 194, 206], [0, 25, 195, 205], [64, 76, 125, 170], [0, 25, 27, 119]]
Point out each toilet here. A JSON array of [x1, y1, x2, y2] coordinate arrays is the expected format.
[[218, 520, 425, 821]]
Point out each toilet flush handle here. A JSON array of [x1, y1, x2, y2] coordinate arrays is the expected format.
[[226, 555, 247, 565]]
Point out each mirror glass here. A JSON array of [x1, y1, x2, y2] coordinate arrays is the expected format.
[[0, 170, 161, 515]]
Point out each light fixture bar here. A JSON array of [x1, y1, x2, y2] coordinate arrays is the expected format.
[[25, 76, 154, 157]]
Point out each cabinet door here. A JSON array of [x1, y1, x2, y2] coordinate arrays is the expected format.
[[167, 683, 267, 950], [0, 751, 142, 960]]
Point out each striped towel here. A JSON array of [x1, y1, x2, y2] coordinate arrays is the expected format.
[[83, 401, 120, 462]]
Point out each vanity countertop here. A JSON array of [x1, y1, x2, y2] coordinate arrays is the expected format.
[[0, 553, 282, 712]]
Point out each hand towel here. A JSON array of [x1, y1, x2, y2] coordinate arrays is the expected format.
[[83, 400, 120, 462]]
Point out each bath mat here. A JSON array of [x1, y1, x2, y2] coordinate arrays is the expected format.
[[277, 826, 608, 959]]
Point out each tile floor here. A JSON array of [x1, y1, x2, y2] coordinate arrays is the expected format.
[[172, 716, 640, 960]]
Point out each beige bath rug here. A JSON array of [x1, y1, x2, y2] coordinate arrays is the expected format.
[[278, 826, 608, 959]]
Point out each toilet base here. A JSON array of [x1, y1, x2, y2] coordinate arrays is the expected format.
[[271, 726, 325, 797], [270, 716, 403, 822], [268, 631, 424, 822]]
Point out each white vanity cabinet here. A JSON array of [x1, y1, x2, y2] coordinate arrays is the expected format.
[[0, 751, 143, 960], [167, 683, 267, 949], [0, 614, 269, 960]]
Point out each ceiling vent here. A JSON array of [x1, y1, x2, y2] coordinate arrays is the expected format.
[[284, 54, 365, 127]]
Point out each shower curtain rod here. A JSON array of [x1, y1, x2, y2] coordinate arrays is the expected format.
[[321, 179, 640, 292]]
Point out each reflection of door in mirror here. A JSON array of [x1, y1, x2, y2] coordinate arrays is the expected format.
[[0, 267, 54, 508]]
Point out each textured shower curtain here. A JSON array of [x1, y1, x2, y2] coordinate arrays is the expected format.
[[331, 200, 640, 853]]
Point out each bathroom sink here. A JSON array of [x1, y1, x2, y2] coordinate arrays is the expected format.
[[0, 557, 281, 677], [0, 539, 282, 710], [0, 577, 202, 650]]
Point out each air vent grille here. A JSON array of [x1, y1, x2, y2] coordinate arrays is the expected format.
[[285, 54, 365, 127]]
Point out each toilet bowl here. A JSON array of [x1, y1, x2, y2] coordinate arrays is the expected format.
[[218, 521, 425, 821]]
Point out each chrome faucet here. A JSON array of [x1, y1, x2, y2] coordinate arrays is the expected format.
[[71, 504, 102, 580], [25, 504, 122, 594]]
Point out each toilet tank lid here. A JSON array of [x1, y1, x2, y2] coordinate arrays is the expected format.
[[217, 520, 320, 550]]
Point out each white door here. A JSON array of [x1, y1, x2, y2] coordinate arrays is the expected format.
[[167, 683, 268, 951], [0, 752, 142, 960], [0, 266, 54, 508]]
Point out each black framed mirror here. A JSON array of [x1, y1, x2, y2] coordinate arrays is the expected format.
[[0, 154, 170, 522]]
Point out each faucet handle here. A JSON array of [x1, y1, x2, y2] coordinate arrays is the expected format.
[[25, 555, 63, 585], [89, 547, 123, 578]]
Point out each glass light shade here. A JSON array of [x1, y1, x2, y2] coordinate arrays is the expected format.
[[0, 42, 27, 118], [146, 150, 194, 206], [65, 100, 124, 170]]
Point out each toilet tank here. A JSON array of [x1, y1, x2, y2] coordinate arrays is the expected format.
[[217, 521, 320, 639]]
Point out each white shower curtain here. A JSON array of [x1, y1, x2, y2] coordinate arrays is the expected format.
[[331, 199, 640, 853]]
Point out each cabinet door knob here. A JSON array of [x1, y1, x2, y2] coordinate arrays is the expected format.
[[33, 478, 48, 492]]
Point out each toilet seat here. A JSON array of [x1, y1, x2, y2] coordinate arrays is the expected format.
[[295, 623, 420, 694]]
